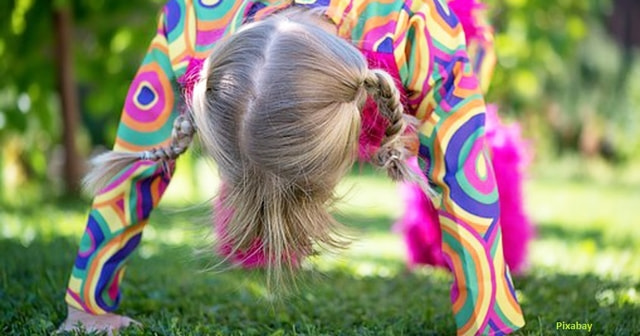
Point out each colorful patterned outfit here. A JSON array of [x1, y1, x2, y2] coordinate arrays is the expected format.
[[66, 1, 525, 335], [394, 0, 534, 276]]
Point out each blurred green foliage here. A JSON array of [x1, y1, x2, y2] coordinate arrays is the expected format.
[[487, 0, 596, 107], [486, 0, 640, 159], [0, 0, 639, 189], [1, 0, 164, 139], [0, 0, 163, 190]]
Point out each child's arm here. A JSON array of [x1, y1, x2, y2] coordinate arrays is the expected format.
[[395, 1, 525, 334], [64, 2, 189, 317]]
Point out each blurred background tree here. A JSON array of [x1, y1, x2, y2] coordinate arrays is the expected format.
[[0, 0, 164, 196], [0, 0, 639, 196]]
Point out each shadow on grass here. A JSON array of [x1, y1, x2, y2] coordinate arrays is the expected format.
[[1, 234, 639, 336]]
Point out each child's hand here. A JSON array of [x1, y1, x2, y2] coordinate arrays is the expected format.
[[57, 305, 141, 335]]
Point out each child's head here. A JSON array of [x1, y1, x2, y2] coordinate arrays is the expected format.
[[85, 11, 428, 289], [190, 15, 425, 287]]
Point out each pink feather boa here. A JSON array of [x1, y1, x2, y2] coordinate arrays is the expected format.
[[484, 105, 535, 273]]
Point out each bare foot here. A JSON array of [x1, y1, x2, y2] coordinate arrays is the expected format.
[[58, 306, 141, 335]]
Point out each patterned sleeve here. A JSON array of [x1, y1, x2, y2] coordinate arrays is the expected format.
[[65, 2, 186, 314], [393, 1, 525, 335]]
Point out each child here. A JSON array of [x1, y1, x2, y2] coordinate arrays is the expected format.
[[59, 1, 525, 335]]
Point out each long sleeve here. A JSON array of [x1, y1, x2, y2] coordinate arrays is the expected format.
[[393, 1, 525, 335], [66, 3, 186, 314]]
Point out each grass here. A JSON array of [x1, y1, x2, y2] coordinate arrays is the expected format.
[[1, 158, 639, 335]]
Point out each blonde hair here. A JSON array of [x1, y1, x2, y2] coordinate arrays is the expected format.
[[83, 11, 431, 290], [190, 15, 431, 290]]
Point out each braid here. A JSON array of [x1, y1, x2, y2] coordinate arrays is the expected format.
[[363, 69, 410, 180], [82, 113, 196, 195], [363, 70, 404, 137], [361, 69, 435, 197], [140, 114, 196, 161]]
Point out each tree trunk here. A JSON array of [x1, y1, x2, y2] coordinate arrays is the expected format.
[[608, 0, 640, 48], [608, 0, 638, 92], [53, 7, 82, 193]]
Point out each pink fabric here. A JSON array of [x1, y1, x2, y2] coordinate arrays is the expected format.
[[213, 187, 270, 268]]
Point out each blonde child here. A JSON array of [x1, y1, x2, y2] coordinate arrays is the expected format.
[[59, 1, 526, 335]]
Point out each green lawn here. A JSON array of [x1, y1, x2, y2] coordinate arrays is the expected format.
[[1, 158, 639, 335]]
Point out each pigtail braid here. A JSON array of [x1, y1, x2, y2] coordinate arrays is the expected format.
[[140, 114, 196, 161], [363, 69, 412, 179], [82, 114, 196, 195], [362, 69, 435, 197]]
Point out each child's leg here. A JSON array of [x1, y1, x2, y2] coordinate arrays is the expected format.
[[396, 109, 534, 273], [64, 0, 183, 316], [65, 162, 173, 314]]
